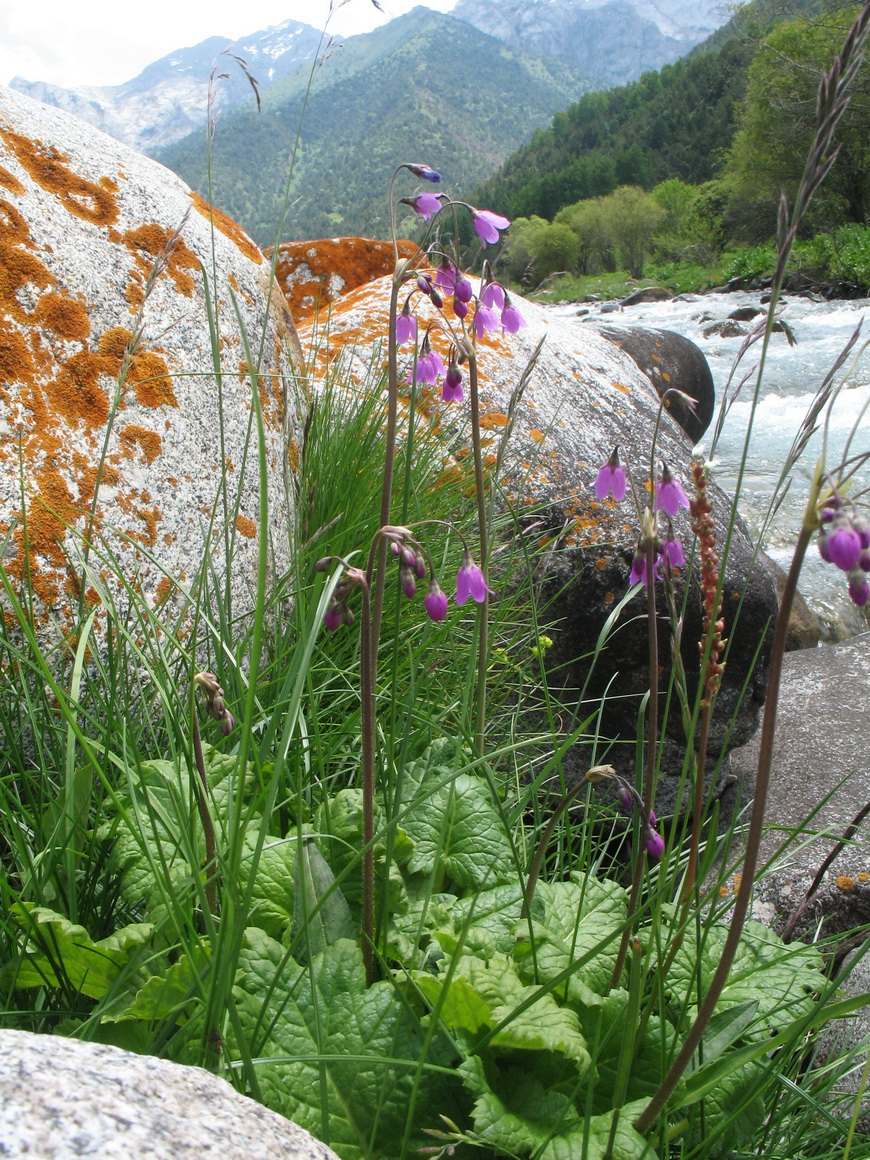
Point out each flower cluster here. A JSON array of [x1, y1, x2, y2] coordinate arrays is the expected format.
[[589, 766, 664, 859], [319, 529, 493, 630], [595, 450, 690, 587], [194, 672, 235, 735], [689, 457, 727, 702], [817, 497, 870, 606]]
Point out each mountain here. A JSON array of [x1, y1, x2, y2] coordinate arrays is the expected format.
[[155, 8, 590, 244], [9, 21, 326, 153], [469, 0, 836, 222], [451, 0, 729, 89]]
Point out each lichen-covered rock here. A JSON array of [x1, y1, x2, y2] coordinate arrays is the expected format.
[[0, 1029, 340, 1160], [295, 274, 778, 802], [267, 236, 418, 319], [0, 85, 299, 641]]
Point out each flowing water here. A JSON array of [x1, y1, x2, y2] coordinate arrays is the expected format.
[[552, 291, 870, 637]]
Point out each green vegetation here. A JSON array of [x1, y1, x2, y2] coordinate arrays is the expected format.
[[157, 8, 588, 246]]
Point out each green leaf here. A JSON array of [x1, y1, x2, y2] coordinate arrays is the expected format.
[[399, 754, 514, 891], [243, 830, 297, 938], [669, 919, 824, 1036], [515, 876, 627, 1006], [232, 930, 454, 1160], [102, 941, 211, 1024], [3, 903, 153, 1001], [292, 837, 355, 958], [460, 1055, 656, 1160]]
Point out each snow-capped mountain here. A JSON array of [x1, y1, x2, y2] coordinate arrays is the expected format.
[[9, 21, 326, 153]]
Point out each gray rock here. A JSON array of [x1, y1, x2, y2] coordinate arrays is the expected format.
[[730, 633, 870, 933], [619, 286, 674, 307], [0, 1029, 339, 1160], [586, 323, 714, 442], [703, 318, 749, 339], [0, 85, 298, 647]]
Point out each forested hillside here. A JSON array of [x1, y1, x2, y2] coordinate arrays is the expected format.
[[156, 9, 588, 245], [471, 0, 841, 223]]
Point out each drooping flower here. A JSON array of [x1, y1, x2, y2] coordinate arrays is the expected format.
[[474, 304, 499, 339], [456, 550, 493, 605], [660, 537, 685, 569], [848, 569, 869, 606], [395, 307, 417, 345], [324, 603, 343, 632], [594, 448, 627, 502], [645, 825, 665, 859], [454, 275, 473, 303], [407, 346, 445, 387], [443, 362, 463, 402], [472, 208, 511, 246], [194, 671, 235, 735], [424, 580, 449, 622], [826, 525, 862, 571], [435, 260, 457, 293], [407, 192, 442, 220], [480, 281, 505, 310], [400, 565, 416, 599], [406, 163, 442, 182], [630, 550, 660, 588], [655, 463, 690, 516], [501, 295, 527, 334]]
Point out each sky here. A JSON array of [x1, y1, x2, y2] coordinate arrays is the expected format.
[[1, 0, 459, 91]]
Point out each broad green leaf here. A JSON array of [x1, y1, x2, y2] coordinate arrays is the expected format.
[[684, 1059, 766, 1157], [243, 830, 297, 937], [3, 903, 153, 1000], [292, 837, 355, 957], [515, 876, 627, 1006], [232, 930, 454, 1160], [102, 940, 211, 1024], [460, 1055, 656, 1160], [401, 769, 514, 891], [576, 994, 678, 1112], [313, 787, 410, 913], [412, 973, 493, 1035], [669, 919, 824, 1035]]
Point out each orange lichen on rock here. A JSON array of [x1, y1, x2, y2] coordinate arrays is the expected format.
[[268, 236, 418, 319], [235, 514, 257, 538], [45, 350, 114, 428], [32, 291, 91, 342], [120, 424, 162, 464], [0, 128, 119, 226], [191, 193, 262, 265], [123, 223, 200, 297], [0, 165, 25, 195], [127, 349, 177, 408]]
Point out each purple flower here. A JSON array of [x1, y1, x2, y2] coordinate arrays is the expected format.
[[435, 261, 457, 293], [630, 551, 660, 588], [474, 304, 499, 339], [395, 310, 417, 345], [400, 565, 416, 599], [443, 363, 463, 402], [655, 464, 690, 517], [324, 604, 343, 631], [454, 275, 473, 303], [424, 581, 449, 622], [456, 550, 493, 605], [827, 526, 861, 572], [453, 298, 469, 319], [472, 208, 511, 246], [660, 537, 685, 569], [849, 570, 869, 606], [501, 298, 526, 334], [594, 448, 627, 502], [480, 281, 505, 310], [406, 163, 442, 182], [645, 827, 665, 859], [408, 192, 442, 220], [407, 348, 445, 386]]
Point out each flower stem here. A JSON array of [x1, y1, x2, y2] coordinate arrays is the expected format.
[[191, 705, 217, 916], [634, 519, 814, 1135], [358, 574, 376, 986], [468, 357, 489, 756]]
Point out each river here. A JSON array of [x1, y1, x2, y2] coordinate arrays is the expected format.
[[552, 291, 870, 638]]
